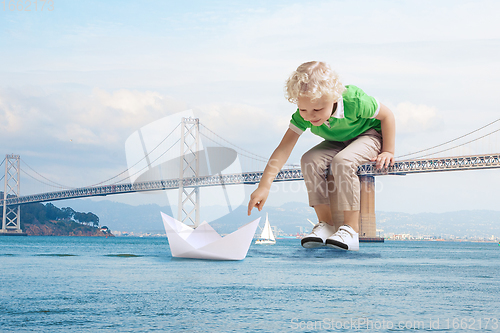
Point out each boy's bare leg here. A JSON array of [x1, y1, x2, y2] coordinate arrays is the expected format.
[[344, 210, 360, 233], [313, 204, 332, 225], [327, 174, 344, 231]]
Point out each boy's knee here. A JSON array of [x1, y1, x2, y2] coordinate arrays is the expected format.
[[300, 150, 316, 169], [331, 154, 355, 174]]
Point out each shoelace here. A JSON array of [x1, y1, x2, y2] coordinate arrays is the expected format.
[[312, 222, 326, 233], [336, 227, 353, 240]]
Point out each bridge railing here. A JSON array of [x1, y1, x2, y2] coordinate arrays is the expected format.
[[358, 153, 500, 175]]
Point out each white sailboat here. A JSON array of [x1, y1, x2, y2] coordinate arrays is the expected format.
[[255, 213, 276, 245]]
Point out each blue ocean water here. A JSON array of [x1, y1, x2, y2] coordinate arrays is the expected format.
[[1, 236, 499, 332]]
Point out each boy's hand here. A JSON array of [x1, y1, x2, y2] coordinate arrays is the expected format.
[[371, 152, 395, 169], [247, 187, 270, 215]]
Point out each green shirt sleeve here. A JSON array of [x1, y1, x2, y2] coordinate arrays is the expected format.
[[290, 109, 310, 132], [344, 85, 380, 119]]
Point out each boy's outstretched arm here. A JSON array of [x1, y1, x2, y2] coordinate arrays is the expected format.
[[372, 103, 396, 169], [247, 129, 300, 215]]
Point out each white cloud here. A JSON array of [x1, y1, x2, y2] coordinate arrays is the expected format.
[[53, 123, 100, 145], [0, 87, 188, 148], [391, 102, 443, 134], [0, 106, 22, 134], [90, 88, 186, 129]]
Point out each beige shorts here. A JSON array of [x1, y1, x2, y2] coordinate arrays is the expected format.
[[300, 129, 382, 211]]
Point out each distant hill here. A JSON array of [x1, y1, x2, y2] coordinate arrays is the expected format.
[[0, 194, 111, 236], [59, 200, 173, 234], [53, 199, 500, 238], [24, 219, 112, 237]]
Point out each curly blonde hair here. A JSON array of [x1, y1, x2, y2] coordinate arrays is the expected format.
[[285, 61, 345, 104]]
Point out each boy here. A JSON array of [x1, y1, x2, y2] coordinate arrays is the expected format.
[[247, 61, 395, 251]]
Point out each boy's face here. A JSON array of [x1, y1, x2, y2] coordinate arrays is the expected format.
[[297, 95, 336, 126]]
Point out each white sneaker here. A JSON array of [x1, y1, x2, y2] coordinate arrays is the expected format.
[[325, 225, 359, 251], [301, 222, 337, 248]]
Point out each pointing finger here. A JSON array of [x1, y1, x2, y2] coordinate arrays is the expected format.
[[247, 200, 256, 215]]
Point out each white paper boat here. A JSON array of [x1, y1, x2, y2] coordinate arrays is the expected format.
[[161, 212, 260, 260]]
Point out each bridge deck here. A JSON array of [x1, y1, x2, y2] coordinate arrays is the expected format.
[[1, 154, 499, 207]]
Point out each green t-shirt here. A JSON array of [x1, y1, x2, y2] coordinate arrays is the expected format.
[[289, 85, 381, 142]]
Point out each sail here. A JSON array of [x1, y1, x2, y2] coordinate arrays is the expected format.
[[259, 213, 275, 241]]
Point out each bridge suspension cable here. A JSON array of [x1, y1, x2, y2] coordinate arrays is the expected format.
[[110, 138, 181, 185], [199, 124, 269, 163], [11, 123, 184, 192], [20, 158, 73, 189], [88, 122, 182, 187], [397, 117, 500, 159], [0, 157, 5, 183], [199, 123, 296, 169], [408, 127, 500, 160], [20, 166, 69, 190]]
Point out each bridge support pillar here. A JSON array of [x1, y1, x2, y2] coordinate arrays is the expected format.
[[359, 175, 376, 238], [1, 154, 25, 236], [177, 117, 200, 228], [327, 175, 377, 239]]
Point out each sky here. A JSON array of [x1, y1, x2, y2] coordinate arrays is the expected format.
[[1, 0, 500, 215]]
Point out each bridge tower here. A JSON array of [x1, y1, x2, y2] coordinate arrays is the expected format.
[[177, 117, 200, 227], [359, 176, 376, 238], [1, 154, 24, 235]]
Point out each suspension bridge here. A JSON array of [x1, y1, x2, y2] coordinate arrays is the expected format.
[[2, 116, 500, 237]]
